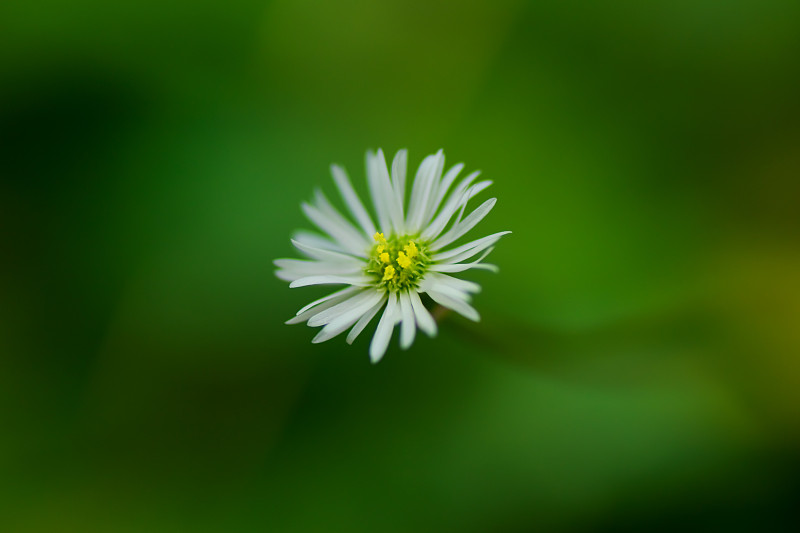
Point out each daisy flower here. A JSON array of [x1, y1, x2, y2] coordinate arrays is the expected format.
[[275, 149, 510, 363]]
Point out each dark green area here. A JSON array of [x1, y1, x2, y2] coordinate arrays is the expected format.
[[2, 1, 799, 531]]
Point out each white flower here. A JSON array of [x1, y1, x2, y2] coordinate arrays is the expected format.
[[275, 149, 510, 363]]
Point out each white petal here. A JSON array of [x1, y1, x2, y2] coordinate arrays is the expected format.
[[425, 289, 480, 322], [292, 230, 347, 254], [290, 239, 362, 263], [307, 289, 380, 327], [430, 246, 497, 273], [421, 277, 473, 303], [440, 181, 494, 240], [294, 286, 359, 317], [274, 259, 361, 277], [276, 269, 302, 282], [418, 150, 446, 229], [285, 286, 361, 325], [346, 296, 386, 345], [391, 149, 407, 220], [433, 231, 511, 262], [435, 247, 494, 267], [408, 290, 437, 337], [330, 164, 376, 238], [466, 180, 493, 199], [370, 292, 399, 363], [432, 262, 499, 273], [366, 151, 392, 235], [407, 150, 443, 232], [302, 201, 367, 257], [289, 274, 372, 288], [427, 162, 463, 223], [425, 272, 481, 294], [276, 270, 326, 282], [421, 171, 482, 241], [374, 149, 404, 233], [398, 291, 416, 350], [406, 153, 437, 232], [430, 247, 498, 274], [312, 190, 370, 246], [406, 155, 434, 221], [431, 198, 496, 251], [312, 290, 385, 343], [421, 190, 468, 243]]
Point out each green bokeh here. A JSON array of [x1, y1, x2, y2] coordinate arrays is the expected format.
[[2, 1, 799, 531]]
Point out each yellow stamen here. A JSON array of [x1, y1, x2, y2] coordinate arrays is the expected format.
[[376, 244, 385, 254], [404, 241, 418, 259], [382, 265, 396, 281], [396, 251, 411, 269], [373, 232, 386, 243], [380, 252, 391, 263]]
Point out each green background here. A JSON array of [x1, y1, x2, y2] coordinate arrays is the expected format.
[[2, 1, 799, 531]]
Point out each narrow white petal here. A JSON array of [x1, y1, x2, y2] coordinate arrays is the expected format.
[[330, 164, 376, 238], [391, 149, 407, 220], [276, 269, 349, 282], [433, 231, 511, 262], [290, 239, 362, 263], [274, 259, 361, 276], [406, 154, 436, 232], [421, 277, 473, 303], [441, 181, 494, 241], [294, 286, 359, 317], [431, 198, 497, 251], [307, 289, 379, 327], [421, 189, 468, 243], [407, 155, 434, 215], [370, 292, 399, 363], [430, 254, 498, 273], [432, 263, 499, 273], [408, 290, 437, 337], [466, 179, 493, 200], [302, 202, 367, 257], [430, 246, 498, 274], [428, 162, 463, 220], [312, 290, 385, 343], [375, 149, 404, 233], [419, 151, 446, 229], [275, 269, 302, 282], [292, 231, 347, 254], [285, 286, 361, 325], [421, 171, 482, 241], [346, 297, 386, 345], [312, 190, 370, 246], [408, 150, 443, 231], [425, 289, 480, 322], [398, 291, 416, 350], [447, 180, 494, 232], [289, 274, 372, 288], [425, 272, 481, 294], [366, 150, 392, 235]]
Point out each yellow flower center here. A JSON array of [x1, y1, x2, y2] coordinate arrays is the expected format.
[[382, 265, 396, 281], [396, 251, 411, 269], [369, 232, 430, 291]]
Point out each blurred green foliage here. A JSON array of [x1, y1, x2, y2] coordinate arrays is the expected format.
[[1, 1, 799, 531]]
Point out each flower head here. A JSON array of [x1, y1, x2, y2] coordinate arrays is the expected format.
[[275, 149, 510, 363]]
